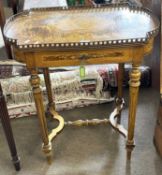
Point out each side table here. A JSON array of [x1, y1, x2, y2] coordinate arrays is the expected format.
[[4, 3, 159, 163], [0, 83, 20, 171]]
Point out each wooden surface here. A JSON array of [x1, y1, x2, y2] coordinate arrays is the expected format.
[[153, 2, 162, 157], [0, 84, 20, 171], [4, 4, 159, 49], [4, 3, 159, 163]]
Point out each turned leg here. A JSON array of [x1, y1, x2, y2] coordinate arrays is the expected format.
[[0, 84, 20, 171], [126, 64, 141, 160], [30, 69, 52, 164], [43, 68, 64, 142], [116, 63, 124, 124], [43, 68, 55, 108]]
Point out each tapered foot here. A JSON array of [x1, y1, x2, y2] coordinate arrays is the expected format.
[[46, 155, 52, 165], [126, 140, 135, 160], [12, 156, 20, 171], [42, 142, 52, 164]]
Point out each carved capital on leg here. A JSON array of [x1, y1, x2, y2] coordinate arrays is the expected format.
[[29, 69, 52, 163], [129, 65, 141, 88], [30, 70, 41, 93]]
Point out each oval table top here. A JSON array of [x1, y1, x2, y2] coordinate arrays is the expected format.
[[4, 3, 159, 50]]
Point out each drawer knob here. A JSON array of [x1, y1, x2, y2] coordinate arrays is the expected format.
[[79, 54, 89, 60]]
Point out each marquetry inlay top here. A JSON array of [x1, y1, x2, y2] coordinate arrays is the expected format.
[[4, 4, 159, 50]]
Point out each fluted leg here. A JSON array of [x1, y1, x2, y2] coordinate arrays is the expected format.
[[0, 84, 20, 171], [30, 69, 52, 164], [126, 64, 141, 160], [116, 63, 124, 124]]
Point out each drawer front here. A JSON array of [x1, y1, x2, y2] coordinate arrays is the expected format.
[[35, 48, 132, 67]]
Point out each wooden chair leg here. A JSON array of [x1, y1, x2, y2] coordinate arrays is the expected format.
[[0, 84, 20, 171]]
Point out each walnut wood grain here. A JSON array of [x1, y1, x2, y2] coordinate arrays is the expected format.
[[4, 4, 159, 49]]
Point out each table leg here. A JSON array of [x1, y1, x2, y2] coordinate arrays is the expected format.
[[43, 68, 54, 107], [116, 63, 124, 124], [126, 64, 141, 160], [108, 63, 127, 137], [0, 84, 20, 171], [43, 68, 64, 142], [29, 69, 52, 164]]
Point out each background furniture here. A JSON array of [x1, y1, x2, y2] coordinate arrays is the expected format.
[[140, 0, 161, 89], [0, 83, 20, 171], [154, 3, 162, 157], [0, 0, 13, 59]]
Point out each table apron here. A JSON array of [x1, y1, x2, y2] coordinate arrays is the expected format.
[[33, 49, 132, 67]]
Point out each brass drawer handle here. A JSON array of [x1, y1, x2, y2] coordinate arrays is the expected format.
[[79, 54, 89, 60]]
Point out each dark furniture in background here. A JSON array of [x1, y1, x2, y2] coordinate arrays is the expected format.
[[0, 0, 20, 170], [0, 83, 20, 171], [141, 0, 161, 89], [154, 4, 162, 157], [0, 0, 15, 59]]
